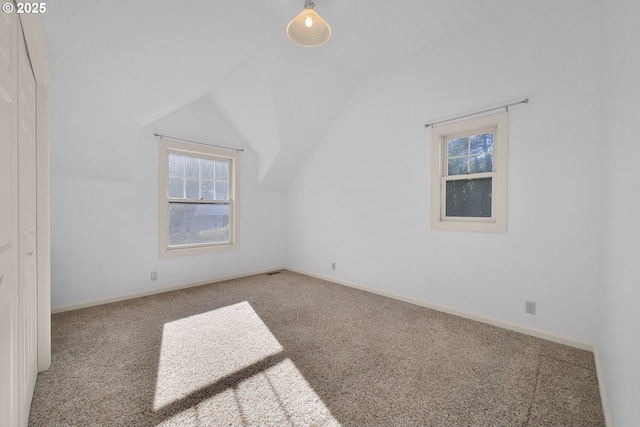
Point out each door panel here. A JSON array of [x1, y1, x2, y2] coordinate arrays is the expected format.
[[0, 298, 16, 427], [0, 8, 19, 427], [17, 16, 39, 425], [0, 9, 40, 427], [0, 9, 17, 254]]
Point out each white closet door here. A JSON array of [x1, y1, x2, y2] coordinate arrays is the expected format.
[[0, 9, 19, 427], [0, 9, 39, 427], [17, 14, 39, 425]]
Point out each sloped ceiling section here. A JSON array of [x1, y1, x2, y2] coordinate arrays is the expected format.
[[207, 52, 282, 186], [143, 47, 358, 190], [208, 48, 359, 190], [148, 97, 249, 155], [45, 0, 509, 188]]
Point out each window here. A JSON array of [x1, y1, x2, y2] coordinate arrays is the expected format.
[[159, 139, 239, 257], [430, 112, 508, 232]]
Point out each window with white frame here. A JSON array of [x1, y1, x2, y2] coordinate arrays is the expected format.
[[159, 139, 239, 257], [430, 112, 508, 232]]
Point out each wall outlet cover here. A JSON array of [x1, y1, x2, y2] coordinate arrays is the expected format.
[[525, 300, 536, 315]]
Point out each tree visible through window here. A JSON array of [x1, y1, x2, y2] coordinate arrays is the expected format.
[[445, 131, 493, 218], [167, 153, 230, 245], [430, 112, 508, 232], [159, 140, 239, 257]]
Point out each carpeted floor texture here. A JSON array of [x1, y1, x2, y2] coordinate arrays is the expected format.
[[29, 271, 605, 426]]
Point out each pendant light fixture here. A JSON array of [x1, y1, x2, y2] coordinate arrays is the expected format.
[[287, 0, 331, 47]]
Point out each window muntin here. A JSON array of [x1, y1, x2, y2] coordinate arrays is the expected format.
[[446, 132, 493, 176], [160, 140, 239, 256], [431, 112, 507, 232], [168, 154, 230, 201]]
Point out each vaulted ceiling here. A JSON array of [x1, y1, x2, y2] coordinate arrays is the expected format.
[[44, 0, 566, 189]]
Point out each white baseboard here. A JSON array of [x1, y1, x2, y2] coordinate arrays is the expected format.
[[51, 266, 285, 314], [284, 266, 594, 352], [52, 265, 610, 423], [51, 263, 596, 350], [592, 347, 612, 427]]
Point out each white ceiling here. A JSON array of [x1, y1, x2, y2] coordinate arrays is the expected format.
[[43, 0, 557, 188]]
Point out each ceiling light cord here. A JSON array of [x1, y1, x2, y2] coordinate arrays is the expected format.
[[304, 0, 314, 8]]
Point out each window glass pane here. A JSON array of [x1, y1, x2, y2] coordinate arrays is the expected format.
[[470, 153, 493, 174], [215, 160, 229, 181], [169, 154, 184, 177], [447, 137, 468, 157], [168, 177, 184, 198], [215, 182, 229, 201], [186, 178, 199, 199], [202, 159, 214, 180], [448, 157, 469, 176], [169, 203, 230, 246], [470, 133, 493, 154], [201, 180, 214, 200], [446, 177, 492, 218], [186, 157, 200, 178]]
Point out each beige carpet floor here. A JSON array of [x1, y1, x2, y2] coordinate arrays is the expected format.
[[29, 270, 605, 426]]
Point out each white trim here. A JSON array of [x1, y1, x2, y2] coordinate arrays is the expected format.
[[430, 112, 508, 233], [51, 262, 600, 359], [284, 266, 594, 351], [593, 346, 612, 427], [51, 263, 610, 424], [159, 139, 240, 258], [18, 14, 49, 85], [19, 13, 51, 373], [51, 266, 284, 314], [35, 83, 50, 373]]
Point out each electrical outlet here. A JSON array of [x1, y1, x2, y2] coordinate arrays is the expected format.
[[331, 262, 336, 271], [525, 300, 536, 315], [151, 271, 158, 281]]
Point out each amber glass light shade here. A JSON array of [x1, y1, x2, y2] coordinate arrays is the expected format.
[[287, 6, 331, 47]]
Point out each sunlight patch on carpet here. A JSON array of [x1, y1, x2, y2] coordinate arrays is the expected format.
[[155, 359, 340, 426], [234, 358, 339, 426], [154, 301, 283, 410]]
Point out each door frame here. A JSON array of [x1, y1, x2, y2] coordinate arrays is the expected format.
[[20, 13, 50, 373]]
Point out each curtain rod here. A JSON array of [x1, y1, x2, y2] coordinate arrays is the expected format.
[[424, 98, 529, 128], [154, 133, 244, 153]]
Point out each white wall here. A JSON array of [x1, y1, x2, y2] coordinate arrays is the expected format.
[[285, 3, 602, 343], [598, 0, 640, 424], [50, 98, 286, 309], [45, 0, 638, 421]]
